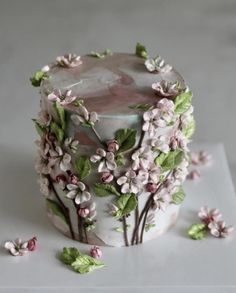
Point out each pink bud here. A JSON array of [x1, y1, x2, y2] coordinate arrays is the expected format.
[[27, 236, 37, 251], [90, 246, 102, 259], [47, 133, 57, 143], [107, 139, 119, 153], [70, 174, 79, 185], [146, 183, 158, 193], [78, 208, 90, 218], [170, 137, 178, 150], [101, 172, 114, 183]]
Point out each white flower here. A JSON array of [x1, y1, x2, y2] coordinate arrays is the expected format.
[[41, 65, 50, 72], [173, 159, 189, 184], [181, 105, 194, 128], [64, 137, 79, 153], [48, 89, 77, 106], [4, 238, 29, 256], [117, 170, 141, 194], [56, 54, 82, 68], [131, 146, 153, 170], [208, 221, 234, 238], [71, 105, 98, 126], [80, 201, 97, 220], [90, 148, 117, 172], [38, 175, 50, 196], [152, 80, 180, 98], [145, 56, 172, 73], [198, 206, 222, 225], [151, 135, 170, 154], [37, 109, 51, 126], [138, 164, 161, 184], [170, 130, 189, 151], [153, 187, 172, 211], [49, 146, 71, 172], [66, 181, 91, 205], [157, 98, 176, 124]]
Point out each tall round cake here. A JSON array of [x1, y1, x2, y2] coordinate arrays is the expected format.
[[31, 44, 195, 247]]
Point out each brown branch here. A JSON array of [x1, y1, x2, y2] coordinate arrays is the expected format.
[[139, 203, 151, 243], [135, 202, 139, 245], [122, 217, 129, 247]]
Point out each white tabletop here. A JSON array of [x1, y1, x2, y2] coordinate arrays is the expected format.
[[0, 143, 235, 292]]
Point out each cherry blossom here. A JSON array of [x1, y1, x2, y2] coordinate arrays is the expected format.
[[78, 207, 90, 218], [145, 56, 172, 73], [49, 146, 71, 172], [66, 181, 91, 205], [71, 105, 98, 127], [187, 169, 201, 180], [90, 246, 102, 259], [48, 89, 77, 106], [153, 187, 172, 211], [208, 221, 234, 238], [170, 130, 189, 151], [131, 146, 153, 170], [151, 135, 170, 154], [156, 98, 176, 123], [107, 139, 119, 153], [191, 150, 212, 166], [80, 201, 97, 220], [4, 238, 29, 256], [117, 170, 142, 194], [64, 137, 79, 153], [27, 237, 37, 251], [90, 148, 117, 173], [152, 80, 180, 98], [198, 206, 222, 225], [138, 164, 160, 185], [180, 105, 194, 128], [56, 54, 82, 68]]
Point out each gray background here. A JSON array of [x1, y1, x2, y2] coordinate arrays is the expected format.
[[0, 0, 235, 186]]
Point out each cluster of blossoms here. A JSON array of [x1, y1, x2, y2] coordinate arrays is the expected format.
[[198, 206, 234, 238], [4, 237, 37, 256]]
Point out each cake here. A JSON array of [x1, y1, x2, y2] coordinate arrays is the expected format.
[[31, 44, 195, 247]]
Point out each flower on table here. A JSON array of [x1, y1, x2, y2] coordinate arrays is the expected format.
[[153, 187, 172, 211], [48, 89, 77, 106], [71, 106, 98, 127], [66, 181, 91, 205], [27, 237, 37, 251], [131, 146, 153, 170], [49, 146, 71, 172], [56, 54, 82, 68], [90, 148, 117, 173], [64, 137, 79, 153], [191, 150, 212, 166], [90, 246, 102, 259], [145, 56, 172, 73], [198, 206, 222, 225], [117, 170, 144, 194], [152, 80, 180, 98], [4, 238, 29, 256], [208, 221, 234, 238], [151, 135, 170, 154], [38, 175, 50, 196]]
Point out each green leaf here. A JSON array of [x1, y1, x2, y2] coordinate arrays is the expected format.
[[32, 119, 46, 136], [188, 223, 208, 240], [93, 183, 121, 197], [54, 101, 66, 130], [59, 247, 82, 265], [115, 153, 126, 167], [172, 186, 186, 204], [174, 91, 193, 114], [155, 150, 184, 172], [50, 121, 64, 144], [129, 103, 153, 111], [115, 193, 137, 218], [75, 156, 91, 180], [71, 254, 105, 274], [145, 223, 156, 232], [135, 42, 148, 59], [46, 199, 68, 224], [116, 128, 137, 153], [182, 116, 196, 139], [90, 49, 113, 59], [30, 70, 49, 87]]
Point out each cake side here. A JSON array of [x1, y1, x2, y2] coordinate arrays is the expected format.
[[32, 44, 195, 246]]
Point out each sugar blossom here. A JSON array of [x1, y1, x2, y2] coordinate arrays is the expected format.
[[170, 130, 189, 151], [56, 53, 82, 68], [90, 148, 117, 172], [49, 146, 71, 172], [117, 170, 142, 194], [153, 187, 172, 211], [187, 169, 201, 180], [90, 246, 102, 259], [107, 139, 119, 153], [48, 89, 77, 106], [4, 236, 38, 256], [131, 146, 153, 170], [208, 221, 234, 238], [152, 80, 181, 98], [191, 150, 212, 166], [71, 106, 98, 127], [64, 137, 79, 153], [145, 56, 172, 73], [173, 159, 189, 185], [66, 181, 91, 204], [151, 135, 170, 154], [198, 206, 222, 225], [79, 201, 97, 220], [101, 172, 114, 183]]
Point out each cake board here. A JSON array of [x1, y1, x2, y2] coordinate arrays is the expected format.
[[0, 143, 235, 293]]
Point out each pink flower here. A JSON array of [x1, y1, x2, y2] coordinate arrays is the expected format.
[[48, 89, 77, 106], [191, 151, 212, 166], [146, 182, 158, 193], [90, 148, 117, 172], [66, 181, 91, 205], [187, 169, 201, 180], [142, 108, 163, 137], [131, 146, 153, 170], [208, 221, 234, 238], [71, 106, 98, 127], [151, 135, 170, 154], [78, 207, 90, 218], [138, 164, 160, 184], [27, 237, 37, 251], [56, 54, 82, 68], [153, 187, 172, 211], [198, 206, 222, 225], [90, 246, 102, 259], [80, 201, 97, 220], [152, 80, 180, 98], [49, 146, 71, 172], [4, 238, 29, 256], [107, 139, 119, 152], [117, 170, 141, 194], [101, 172, 114, 183], [170, 130, 189, 151]]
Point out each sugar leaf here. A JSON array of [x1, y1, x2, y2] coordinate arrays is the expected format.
[[93, 183, 121, 197], [75, 156, 91, 180], [71, 254, 105, 274], [188, 223, 208, 240], [115, 128, 137, 153]]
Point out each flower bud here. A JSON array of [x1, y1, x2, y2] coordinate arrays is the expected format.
[[101, 172, 114, 183], [70, 174, 79, 185], [146, 183, 158, 193], [90, 246, 102, 259], [78, 208, 90, 218], [27, 237, 37, 251], [107, 139, 119, 153]]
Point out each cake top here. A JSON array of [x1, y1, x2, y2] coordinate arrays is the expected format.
[[38, 46, 186, 116]]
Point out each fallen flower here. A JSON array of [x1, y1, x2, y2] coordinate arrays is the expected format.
[[90, 246, 102, 259], [208, 221, 234, 238], [191, 150, 212, 166], [4, 236, 38, 256], [187, 169, 201, 180]]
